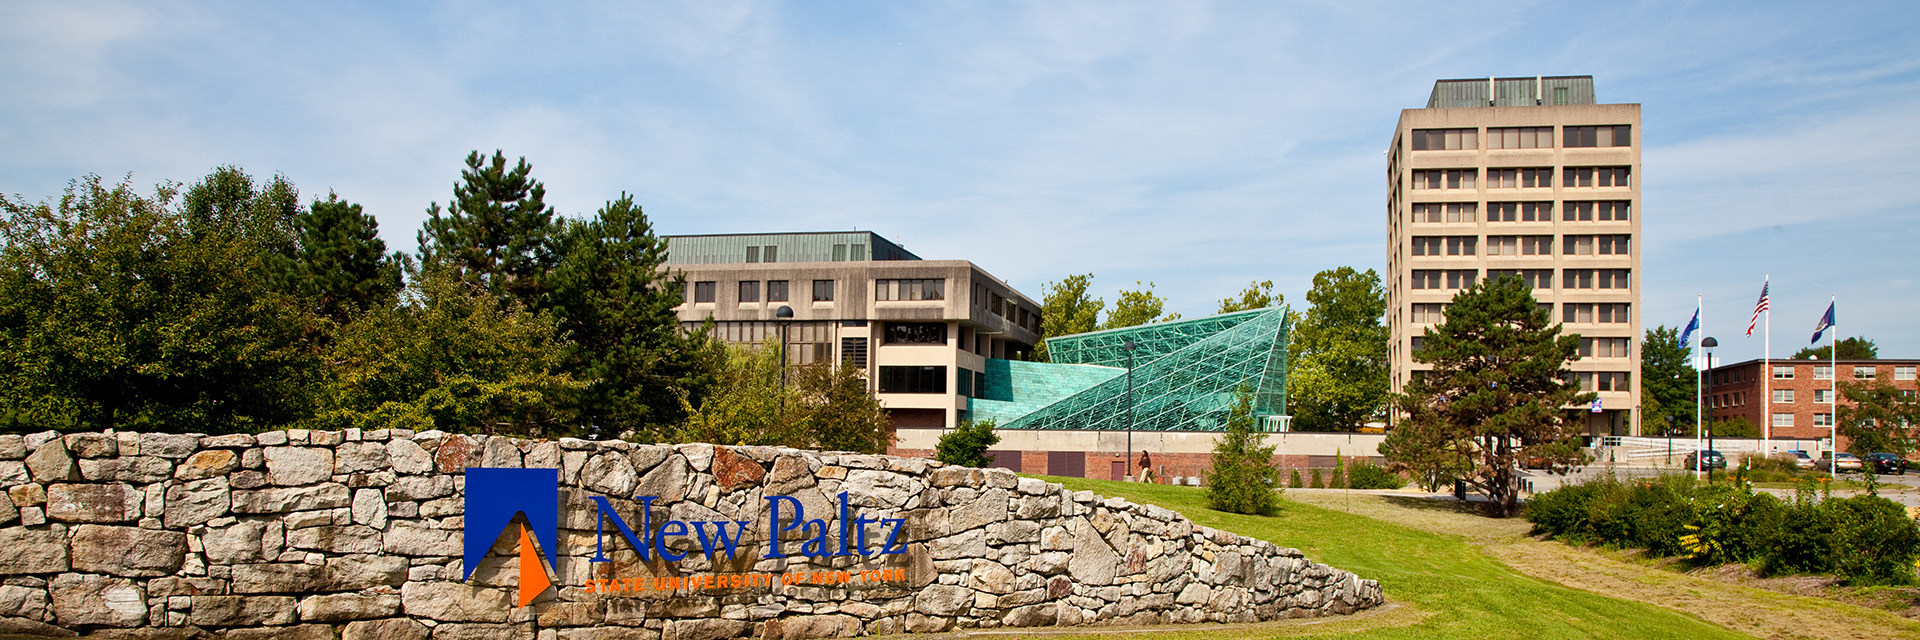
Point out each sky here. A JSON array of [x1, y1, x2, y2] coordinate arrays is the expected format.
[[3, 0, 1917, 363]]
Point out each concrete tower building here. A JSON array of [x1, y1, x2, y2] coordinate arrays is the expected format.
[[1386, 76, 1643, 436]]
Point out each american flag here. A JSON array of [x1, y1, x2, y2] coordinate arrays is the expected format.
[[1746, 281, 1768, 336]]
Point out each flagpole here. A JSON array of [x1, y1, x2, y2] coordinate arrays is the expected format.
[[1830, 294, 1837, 482], [1695, 295, 1704, 477], [1762, 275, 1771, 455]]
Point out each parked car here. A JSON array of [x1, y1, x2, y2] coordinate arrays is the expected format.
[[1820, 452, 1864, 473], [1684, 450, 1727, 470], [1867, 453, 1906, 475], [1782, 450, 1815, 469]]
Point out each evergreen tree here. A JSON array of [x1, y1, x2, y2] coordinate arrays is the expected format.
[[1792, 337, 1878, 360], [1331, 451, 1347, 489], [288, 193, 404, 323], [1206, 384, 1280, 515], [546, 194, 704, 437], [1310, 468, 1325, 489], [1381, 275, 1592, 517], [1288, 267, 1389, 432], [936, 419, 1001, 468], [418, 150, 558, 307], [1289, 468, 1303, 488]]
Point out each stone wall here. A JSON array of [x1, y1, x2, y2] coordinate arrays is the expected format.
[[0, 429, 1384, 639]]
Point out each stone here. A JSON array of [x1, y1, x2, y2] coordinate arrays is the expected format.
[[434, 623, 533, 640], [388, 439, 434, 475], [0, 583, 49, 620], [661, 618, 746, 640], [710, 447, 765, 490], [841, 470, 915, 509], [383, 521, 460, 556], [77, 456, 173, 483], [25, 439, 80, 483], [677, 444, 714, 472], [46, 482, 142, 523], [226, 624, 334, 640], [1067, 522, 1121, 586], [634, 456, 691, 501], [63, 433, 116, 458], [70, 525, 187, 577], [189, 595, 297, 626], [202, 521, 269, 564], [335, 442, 391, 474], [0, 436, 24, 461], [49, 573, 146, 628], [297, 592, 401, 622], [578, 452, 638, 497], [434, 435, 482, 474], [200, 434, 256, 449], [174, 450, 239, 481], [480, 438, 522, 468], [386, 476, 455, 502], [0, 527, 67, 574], [323, 554, 409, 590], [354, 488, 390, 529], [265, 447, 335, 486], [1003, 603, 1057, 627], [968, 559, 1016, 594], [287, 525, 383, 555], [766, 614, 859, 639], [557, 626, 659, 640], [947, 488, 1009, 532], [163, 476, 231, 527], [343, 618, 431, 640], [230, 470, 268, 489], [230, 563, 326, 593], [6, 483, 44, 507], [400, 581, 511, 623], [913, 584, 972, 616], [232, 484, 351, 513]]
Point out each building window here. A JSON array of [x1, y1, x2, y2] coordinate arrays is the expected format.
[[1410, 337, 1425, 353], [1579, 337, 1629, 358], [1855, 366, 1877, 380], [1487, 127, 1554, 149], [878, 366, 945, 394], [812, 280, 835, 302], [1446, 203, 1477, 222], [832, 244, 848, 261], [694, 281, 716, 303], [1562, 201, 1631, 222], [1564, 125, 1631, 148], [1814, 389, 1833, 403], [1814, 413, 1834, 427], [1521, 202, 1552, 220], [1563, 167, 1630, 187], [738, 280, 760, 303], [1446, 236, 1477, 256], [1562, 269, 1631, 290], [767, 280, 789, 302], [1487, 236, 1518, 256], [1563, 303, 1629, 324], [1411, 128, 1478, 151], [1487, 168, 1555, 188], [1897, 366, 1917, 380], [1411, 303, 1446, 323], [1411, 204, 1442, 223], [1410, 270, 1444, 290], [876, 278, 945, 301], [1772, 413, 1794, 428], [1772, 366, 1794, 379], [763, 246, 778, 263], [1411, 237, 1443, 256], [1773, 389, 1795, 404], [1579, 372, 1630, 392], [1488, 269, 1552, 290], [1597, 234, 1631, 255], [1521, 235, 1553, 255], [851, 243, 866, 259], [1445, 270, 1477, 289], [1411, 169, 1477, 189], [840, 337, 868, 368], [1490, 201, 1553, 221], [883, 322, 947, 344], [745, 246, 760, 263], [1814, 365, 1833, 380]]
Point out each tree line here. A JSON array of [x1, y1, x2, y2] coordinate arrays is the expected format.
[[0, 153, 888, 453]]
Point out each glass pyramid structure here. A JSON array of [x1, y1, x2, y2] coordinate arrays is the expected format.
[[968, 306, 1290, 431]]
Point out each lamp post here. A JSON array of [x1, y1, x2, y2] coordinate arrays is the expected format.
[[1124, 340, 1136, 481], [775, 305, 794, 417], [1702, 336, 1718, 483]]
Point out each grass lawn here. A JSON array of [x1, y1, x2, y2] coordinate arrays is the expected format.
[[1012, 477, 1780, 640]]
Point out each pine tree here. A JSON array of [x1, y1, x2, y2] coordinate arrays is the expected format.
[[1290, 468, 1303, 488], [288, 193, 403, 323], [936, 419, 1002, 468], [417, 150, 558, 307], [1310, 468, 1325, 489], [1206, 384, 1280, 515], [1331, 450, 1347, 489]]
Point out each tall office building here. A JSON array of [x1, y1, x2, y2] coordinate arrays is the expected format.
[[1386, 76, 1643, 436]]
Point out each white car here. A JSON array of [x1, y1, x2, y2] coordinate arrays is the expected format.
[[1783, 450, 1815, 469]]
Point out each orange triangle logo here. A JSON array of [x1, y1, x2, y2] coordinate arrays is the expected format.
[[517, 523, 552, 607]]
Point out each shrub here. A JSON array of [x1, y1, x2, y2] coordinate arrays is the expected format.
[[1205, 385, 1280, 515], [1331, 452, 1347, 489], [1829, 494, 1920, 586], [1290, 468, 1303, 488], [1348, 460, 1407, 490], [1310, 468, 1325, 489], [934, 418, 999, 468]]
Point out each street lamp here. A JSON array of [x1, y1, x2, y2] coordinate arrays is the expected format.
[[1702, 336, 1718, 482], [775, 305, 794, 417], [1124, 340, 1136, 481]]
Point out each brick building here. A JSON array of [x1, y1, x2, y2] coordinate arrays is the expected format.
[[1702, 358, 1920, 447]]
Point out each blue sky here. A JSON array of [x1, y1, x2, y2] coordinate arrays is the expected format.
[[3, 1, 1916, 362]]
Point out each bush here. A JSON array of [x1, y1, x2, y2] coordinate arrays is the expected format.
[[934, 419, 999, 468], [1310, 468, 1325, 489], [1331, 453, 1347, 489], [1348, 460, 1407, 490], [1205, 385, 1280, 515], [1829, 494, 1920, 585], [1290, 468, 1303, 488]]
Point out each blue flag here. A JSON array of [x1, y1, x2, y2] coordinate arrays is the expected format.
[[1810, 303, 1836, 344], [1679, 308, 1700, 349]]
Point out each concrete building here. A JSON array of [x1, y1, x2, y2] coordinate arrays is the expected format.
[[1386, 76, 1643, 435], [666, 231, 1043, 430], [1702, 358, 1920, 448]]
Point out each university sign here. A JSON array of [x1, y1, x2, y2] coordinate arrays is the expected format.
[[463, 467, 909, 607]]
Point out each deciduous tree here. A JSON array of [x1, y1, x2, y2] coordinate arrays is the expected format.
[[1034, 274, 1102, 362], [1104, 281, 1178, 329], [1640, 325, 1697, 436], [1218, 280, 1281, 313], [1381, 275, 1592, 517], [1836, 381, 1920, 458], [1287, 268, 1387, 432], [1793, 337, 1878, 360]]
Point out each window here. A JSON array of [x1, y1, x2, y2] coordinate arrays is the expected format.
[[1814, 365, 1833, 380], [693, 281, 716, 303], [1446, 270, 1477, 289], [1772, 366, 1794, 379], [1554, 87, 1569, 105], [1489, 269, 1552, 290], [1579, 372, 1630, 392], [1855, 366, 1877, 380], [1411, 128, 1478, 151], [1561, 269, 1630, 290], [767, 280, 789, 302], [1410, 337, 1425, 353], [1486, 201, 1554, 222], [876, 278, 945, 301], [1772, 413, 1794, 428], [738, 280, 760, 303], [1411, 169, 1477, 189], [832, 244, 848, 261], [1410, 236, 1443, 256], [1521, 202, 1552, 221], [1815, 389, 1833, 403], [1411, 270, 1475, 290], [1563, 125, 1631, 148], [1486, 236, 1518, 256], [1487, 127, 1553, 149], [1897, 366, 1917, 380], [1410, 271, 1443, 290], [746, 246, 760, 263], [762, 246, 778, 263], [851, 243, 866, 259], [1579, 337, 1630, 358], [1814, 413, 1834, 427], [812, 279, 835, 302], [1488, 168, 1554, 188], [1597, 235, 1631, 255], [1599, 269, 1629, 289], [1446, 203, 1476, 222], [1446, 236, 1477, 256], [1562, 201, 1630, 222], [1562, 167, 1630, 188], [1564, 235, 1593, 255], [1411, 204, 1443, 223], [1773, 389, 1794, 404], [878, 366, 945, 394], [840, 337, 868, 368], [883, 322, 946, 344], [1521, 235, 1553, 255], [1598, 201, 1630, 221], [1411, 303, 1446, 323], [1563, 303, 1629, 324]]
